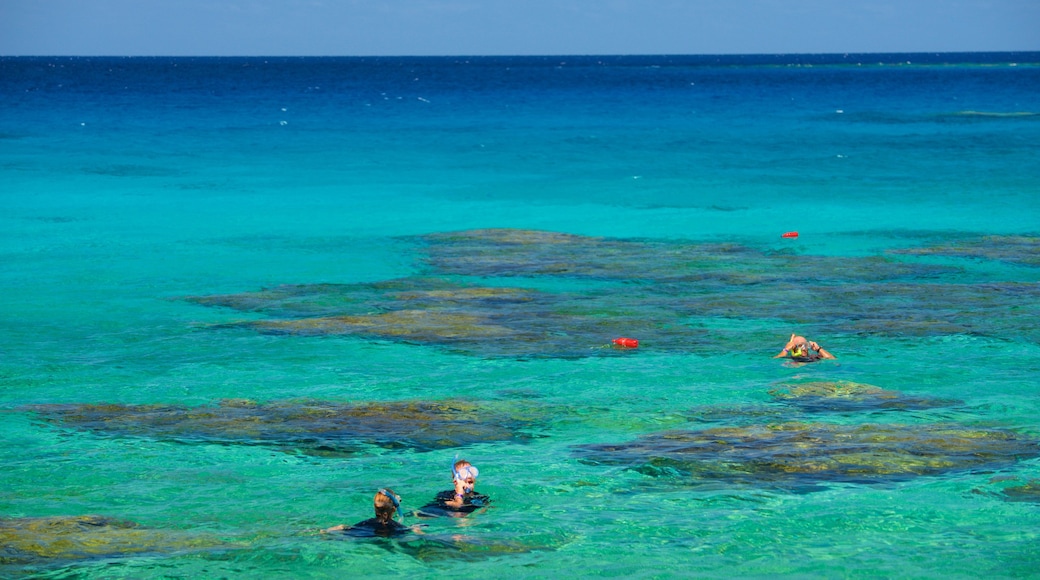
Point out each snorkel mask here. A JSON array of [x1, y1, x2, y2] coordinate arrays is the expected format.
[[451, 455, 479, 494], [379, 488, 402, 521]]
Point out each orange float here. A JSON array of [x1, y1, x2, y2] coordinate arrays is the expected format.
[[781, 231, 799, 239], [612, 337, 639, 348]]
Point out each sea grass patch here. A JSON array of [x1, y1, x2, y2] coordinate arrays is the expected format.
[[25, 398, 540, 456], [572, 422, 1039, 489], [415, 228, 956, 283], [890, 235, 1040, 267], [186, 277, 720, 357], [768, 381, 962, 413], [999, 480, 1040, 503], [184, 230, 1040, 356], [0, 515, 228, 570]]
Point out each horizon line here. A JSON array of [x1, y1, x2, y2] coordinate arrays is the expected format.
[[3, 49, 1040, 59]]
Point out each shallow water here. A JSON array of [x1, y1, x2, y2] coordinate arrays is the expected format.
[[2, 53, 1040, 578]]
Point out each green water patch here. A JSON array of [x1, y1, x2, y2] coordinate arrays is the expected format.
[[24, 398, 541, 456], [0, 515, 232, 573], [890, 235, 1040, 267], [331, 532, 561, 564], [572, 422, 1040, 491]]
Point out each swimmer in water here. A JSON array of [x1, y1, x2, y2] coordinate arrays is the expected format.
[[322, 488, 424, 537], [773, 334, 835, 362], [416, 457, 491, 517]]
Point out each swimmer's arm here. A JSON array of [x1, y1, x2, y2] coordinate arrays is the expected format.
[[774, 333, 797, 357], [321, 524, 347, 533], [810, 341, 836, 359], [444, 479, 470, 507], [444, 493, 465, 508]]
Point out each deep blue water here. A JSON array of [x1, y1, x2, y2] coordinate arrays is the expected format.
[[2, 53, 1040, 578]]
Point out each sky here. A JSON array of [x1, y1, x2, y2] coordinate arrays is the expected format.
[[1, 0, 1038, 56]]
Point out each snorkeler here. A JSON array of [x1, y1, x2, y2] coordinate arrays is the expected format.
[[322, 488, 424, 537], [416, 457, 491, 517], [773, 333, 835, 362]]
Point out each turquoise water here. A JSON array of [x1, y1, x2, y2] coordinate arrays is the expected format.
[[2, 54, 1040, 578]]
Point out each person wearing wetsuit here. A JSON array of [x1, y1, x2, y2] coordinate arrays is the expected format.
[[416, 457, 491, 517], [323, 488, 422, 537], [773, 333, 836, 362]]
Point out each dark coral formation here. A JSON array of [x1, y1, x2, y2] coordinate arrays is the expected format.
[[188, 278, 543, 319], [183, 229, 1040, 357], [972, 477, 1040, 504], [572, 422, 1039, 488], [25, 398, 539, 455], [417, 228, 955, 283], [187, 277, 711, 358], [767, 381, 962, 413], [672, 279, 1040, 338], [890, 235, 1040, 267], [999, 480, 1040, 503], [0, 515, 226, 570]]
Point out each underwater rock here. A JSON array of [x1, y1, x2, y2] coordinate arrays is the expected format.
[[187, 277, 714, 358], [184, 231, 1040, 357], [416, 228, 956, 283], [572, 422, 1040, 489], [25, 399, 539, 455], [677, 279, 1040, 342], [768, 381, 962, 413], [188, 276, 1040, 355], [890, 235, 1040, 267], [0, 515, 227, 570], [418, 228, 671, 279], [999, 480, 1040, 503], [189, 274, 1038, 361], [971, 477, 1040, 504], [186, 278, 544, 319], [249, 309, 517, 341]]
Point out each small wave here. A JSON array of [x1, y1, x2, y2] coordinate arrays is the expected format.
[[82, 164, 178, 177], [953, 111, 1038, 118]]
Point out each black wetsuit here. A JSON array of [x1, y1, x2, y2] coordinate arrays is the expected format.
[[416, 490, 491, 517], [338, 517, 412, 537]]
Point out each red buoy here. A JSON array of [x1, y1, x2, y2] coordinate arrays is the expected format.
[[612, 337, 639, 348], [781, 231, 799, 239]]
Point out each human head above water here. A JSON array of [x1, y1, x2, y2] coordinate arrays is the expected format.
[[788, 335, 809, 356], [374, 488, 401, 523], [452, 457, 479, 493], [775, 333, 834, 361]]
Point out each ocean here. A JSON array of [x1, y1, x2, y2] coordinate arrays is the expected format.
[[2, 53, 1039, 578]]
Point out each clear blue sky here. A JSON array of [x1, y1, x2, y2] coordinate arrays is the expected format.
[[2, 0, 1038, 56]]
